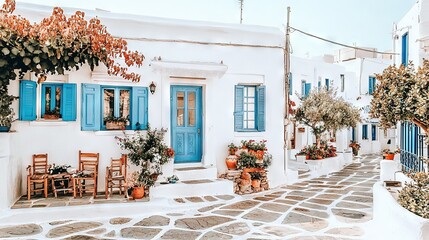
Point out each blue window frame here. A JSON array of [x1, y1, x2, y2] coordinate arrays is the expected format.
[[325, 79, 330, 90], [19, 81, 76, 121], [81, 84, 148, 131], [368, 76, 376, 95], [351, 127, 356, 142], [288, 72, 293, 95], [402, 32, 409, 66], [371, 124, 377, 141], [234, 85, 265, 132], [302, 81, 311, 97], [362, 124, 368, 140]]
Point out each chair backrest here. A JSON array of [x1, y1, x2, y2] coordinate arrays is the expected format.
[[32, 154, 48, 175], [110, 154, 127, 177], [79, 151, 99, 174]]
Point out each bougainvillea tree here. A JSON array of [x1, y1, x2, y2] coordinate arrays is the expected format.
[[0, 0, 145, 125], [370, 60, 429, 141], [293, 88, 361, 147]]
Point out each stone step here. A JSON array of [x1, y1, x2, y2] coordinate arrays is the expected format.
[[173, 166, 217, 181], [151, 178, 234, 198]]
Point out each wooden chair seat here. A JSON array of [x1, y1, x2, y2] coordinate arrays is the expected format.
[[29, 174, 48, 180]]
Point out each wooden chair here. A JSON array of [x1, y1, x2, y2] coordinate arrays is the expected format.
[[74, 151, 99, 198], [27, 154, 49, 200], [105, 154, 128, 199]]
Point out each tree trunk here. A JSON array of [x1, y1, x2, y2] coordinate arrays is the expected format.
[[412, 118, 428, 133], [315, 134, 321, 148]]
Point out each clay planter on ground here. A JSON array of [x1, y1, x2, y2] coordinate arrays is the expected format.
[[251, 179, 261, 188], [385, 153, 395, 160], [225, 155, 238, 170], [132, 186, 145, 199]]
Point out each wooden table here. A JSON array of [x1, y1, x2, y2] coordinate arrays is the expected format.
[[49, 173, 74, 198]]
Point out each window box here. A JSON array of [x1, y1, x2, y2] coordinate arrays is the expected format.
[[106, 121, 126, 130], [44, 114, 60, 120]]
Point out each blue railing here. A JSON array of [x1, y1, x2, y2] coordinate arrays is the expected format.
[[400, 150, 426, 172]]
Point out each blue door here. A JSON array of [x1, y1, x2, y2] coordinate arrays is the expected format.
[[171, 86, 203, 163]]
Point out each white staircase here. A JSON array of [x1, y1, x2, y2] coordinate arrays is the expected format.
[[151, 166, 233, 198]]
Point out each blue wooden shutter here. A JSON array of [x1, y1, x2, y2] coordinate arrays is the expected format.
[[131, 87, 148, 130], [81, 84, 100, 131], [19, 80, 37, 121], [288, 73, 293, 95], [61, 83, 77, 121], [351, 127, 355, 142], [234, 85, 244, 131], [369, 77, 375, 94], [256, 85, 266, 132], [362, 125, 368, 140], [371, 125, 376, 141], [402, 33, 408, 66], [325, 79, 330, 90], [305, 83, 311, 97]]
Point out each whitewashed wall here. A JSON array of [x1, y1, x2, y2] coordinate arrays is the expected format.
[[6, 3, 287, 200]]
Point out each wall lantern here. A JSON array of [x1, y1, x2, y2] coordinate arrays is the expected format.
[[149, 81, 156, 94]]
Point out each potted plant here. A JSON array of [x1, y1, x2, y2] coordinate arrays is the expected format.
[[237, 140, 272, 172], [225, 143, 239, 170], [44, 108, 61, 120], [167, 175, 179, 184], [126, 171, 145, 199], [105, 116, 129, 130], [0, 94, 16, 132], [228, 143, 238, 155], [349, 141, 361, 156], [116, 126, 172, 197]]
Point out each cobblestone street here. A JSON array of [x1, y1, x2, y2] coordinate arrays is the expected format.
[[0, 155, 380, 239]]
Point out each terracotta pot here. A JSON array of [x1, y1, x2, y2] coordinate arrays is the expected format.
[[132, 186, 145, 199], [44, 114, 59, 120], [225, 155, 237, 170], [306, 155, 310, 160], [251, 179, 261, 188], [106, 121, 125, 130], [243, 167, 264, 173], [385, 153, 395, 160]]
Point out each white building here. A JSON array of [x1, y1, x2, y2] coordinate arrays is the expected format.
[[0, 2, 288, 208], [392, 0, 429, 170], [288, 50, 391, 158]]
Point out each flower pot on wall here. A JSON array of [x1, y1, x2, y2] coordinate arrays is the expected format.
[[44, 114, 60, 120], [106, 121, 125, 130], [0, 126, 10, 132], [225, 155, 238, 170], [132, 186, 145, 199], [385, 153, 395, 160]]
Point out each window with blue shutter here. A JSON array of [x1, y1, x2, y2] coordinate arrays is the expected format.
[[19, 80, 37, 121], [318, 80, 321, 91], [81, 84, 149, 131], [371, 124, 377, 141], [402, 32, 409, 66], [131, 87, 148, 130], [81, 84, 101, 131], [234, 85, 245, 131], [256, 85, 265, 132], [340, 74, 345, 92], [61, 84, 77, 121], [304, 83, 311, 97], [362, 124, 368, 140], [234, 85, 265, 132], [288, 73, 293, 95], [368, 77, 376, 95], [325, 79, 330, 90], [351, 127, 356, 142]]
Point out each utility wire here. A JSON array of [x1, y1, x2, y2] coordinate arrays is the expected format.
[[289, 26, 399, 55]]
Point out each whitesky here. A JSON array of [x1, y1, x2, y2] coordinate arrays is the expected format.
[[13, 0, 417, 57]]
